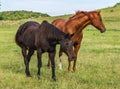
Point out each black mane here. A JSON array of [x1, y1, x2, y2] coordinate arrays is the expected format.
[[40, 20, 66, 41]]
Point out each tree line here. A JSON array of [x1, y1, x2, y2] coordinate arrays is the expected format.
[[0, 10, 50, 20]]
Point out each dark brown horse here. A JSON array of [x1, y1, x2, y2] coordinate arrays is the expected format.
[[50, 10, 106, 71], [15, 20, 76, 81]]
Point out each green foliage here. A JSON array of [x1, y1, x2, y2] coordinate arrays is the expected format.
[[0, 10, 50, 20], [114, 2, 120, 7]]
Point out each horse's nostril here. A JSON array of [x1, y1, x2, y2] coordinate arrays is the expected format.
[[101, 29, 106, 33], [69, 56, 76, 61], [72, 56, 76, 59]]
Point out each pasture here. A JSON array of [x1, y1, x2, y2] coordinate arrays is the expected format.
[[0, 6, 120, 89]]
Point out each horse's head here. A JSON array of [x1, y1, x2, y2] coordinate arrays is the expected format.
[[59, 34, 76, 61], [88, 11, 106, 33]]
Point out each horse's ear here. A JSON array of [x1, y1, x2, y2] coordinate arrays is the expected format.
[[43, 20, 48, 23]]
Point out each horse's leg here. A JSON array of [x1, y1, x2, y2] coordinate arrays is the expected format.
[[22, 47, 31, 76], [58, 50, 71, 71], [25, 49, 34, 77], [47, 53, 51, 69], [48, 50, 62, 70], [58, 49, 63, 70], [72, 33, 83, 72], [68, 60, 71, 71], [22, 47, 27, 66], [37, 48, 42, 79], [49, 51, 56, 81], [73, 43, 80, 72]]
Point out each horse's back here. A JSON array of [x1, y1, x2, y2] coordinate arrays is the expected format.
[[52, 19, 66, 32]]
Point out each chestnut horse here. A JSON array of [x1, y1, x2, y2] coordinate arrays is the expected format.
[[15, 20, 76, 81], [49, 11, 106, 71]]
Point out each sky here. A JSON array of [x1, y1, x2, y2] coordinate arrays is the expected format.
[[0, 0, 120, 16]]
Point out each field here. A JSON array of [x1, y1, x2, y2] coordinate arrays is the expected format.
[[0, 5, 120, 89]]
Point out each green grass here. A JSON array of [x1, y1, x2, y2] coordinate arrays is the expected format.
[[0, 26, 120, 89], [0, 4, 120, 89]]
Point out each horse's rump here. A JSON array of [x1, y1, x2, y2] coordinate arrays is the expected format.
[[15, 21, 40, 48]]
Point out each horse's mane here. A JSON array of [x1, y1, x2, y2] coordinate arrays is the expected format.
[[69, 11, 87, 20], [40, 20, 66, 39], [69, 10, 99, 20]]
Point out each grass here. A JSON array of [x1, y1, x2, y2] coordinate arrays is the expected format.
[[0, 26, 120, 89], [0, 4, 120, 89]]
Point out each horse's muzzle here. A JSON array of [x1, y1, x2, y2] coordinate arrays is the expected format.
[[100, 29, 106, 33], [69, 56, 76, 61]]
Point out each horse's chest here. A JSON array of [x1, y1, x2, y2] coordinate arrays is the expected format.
[[41, 45, 55, 52], [72, 32, 83, 43], [35, 36, 57, 52], [40, 42, 56, 52]]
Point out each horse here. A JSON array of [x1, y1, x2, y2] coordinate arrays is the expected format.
[[15, 20, 76, 81], [50, 10, 106, 71]]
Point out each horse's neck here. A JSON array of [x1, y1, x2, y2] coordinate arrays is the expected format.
[[71, 21, 90, 42], [52, 29, 65, 42], [75, 15, 91, 30], [66, 15, 91, 35], [70, 15, 91, 41]]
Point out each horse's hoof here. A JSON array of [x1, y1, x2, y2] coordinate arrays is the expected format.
[[37, 75, 40, 79], [68, 68, 71, 71], [73, 68, 76, 72], [52, 77, 56, 82], [26, 71, 31, 76], [26, 74, 32, 77], [47, 65, 50, 69]]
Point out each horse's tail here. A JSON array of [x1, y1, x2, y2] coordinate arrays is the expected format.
[[15, 23, 26, 48]]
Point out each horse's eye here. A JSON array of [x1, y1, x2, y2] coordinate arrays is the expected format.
[[100, 18, 102, 21], [66, 43, 69, 46]]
